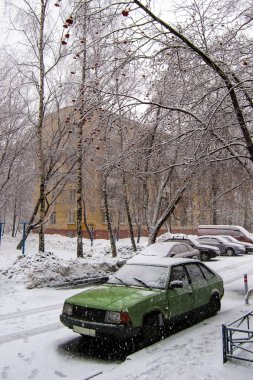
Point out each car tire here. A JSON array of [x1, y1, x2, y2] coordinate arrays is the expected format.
[[226, 247, 234, 256], [142, 313, 165, 344], [200, 251, 210, 261], [208, 294, 221, 316]]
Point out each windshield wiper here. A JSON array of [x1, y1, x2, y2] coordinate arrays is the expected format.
[[133, 277, 153, 290], [113, 276, 129, 286]]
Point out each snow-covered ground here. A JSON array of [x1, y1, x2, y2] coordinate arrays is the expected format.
[[1, 233, 253, 380]]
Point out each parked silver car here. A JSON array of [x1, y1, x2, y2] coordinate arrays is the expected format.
[[157, 233, 220, 261], [220, 235, 253, 254], [197, 236, 245, 256], [140, 242, 201, 259]]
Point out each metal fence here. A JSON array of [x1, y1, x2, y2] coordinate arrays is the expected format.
[[222, 310, 253, 363]]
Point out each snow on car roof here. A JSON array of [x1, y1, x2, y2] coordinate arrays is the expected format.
[[126, 254, 197, 267], [139, 242, 180, 257]]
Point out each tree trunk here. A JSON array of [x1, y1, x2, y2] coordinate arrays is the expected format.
[[83, 200, 92, 240], [76, 121, 83, 258], [122, 172, 137, 252], [11, 200, 17, 238], [137, 224, 141, 244], [16, 198, 40, 249], [103, 180, 117, 257], [148, 186, 186, 245], [76, 2, 89, 258], [38, 0, 46, 252]]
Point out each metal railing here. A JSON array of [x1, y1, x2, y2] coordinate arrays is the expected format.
[[222, 310, 253, 363]]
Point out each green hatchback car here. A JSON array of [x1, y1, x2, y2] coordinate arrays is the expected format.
[[60, 256, 224, 342]]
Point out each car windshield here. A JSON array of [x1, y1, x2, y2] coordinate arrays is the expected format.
[[107, 264, 169, 289]]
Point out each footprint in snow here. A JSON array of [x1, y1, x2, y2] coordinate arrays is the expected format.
[[1, 366, 10, 379], [28, 369, 39, 379], [54, 370, 67, 378]]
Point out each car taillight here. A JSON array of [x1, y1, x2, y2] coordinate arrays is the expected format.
[[120, 311, 131, 324]]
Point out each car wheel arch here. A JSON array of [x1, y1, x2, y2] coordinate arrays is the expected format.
[[200, 251, 210, 261], [142, 310, 166, 343], [142, 309, 165, 326], [210, 289, 221, 298], [208, 291, 221, 315], [226, 247, 235, 256]]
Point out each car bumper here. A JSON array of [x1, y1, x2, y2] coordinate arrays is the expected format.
[[201, 250, 218, 258], [245, 248, 253, 254], [208, 251, 219, 258], [234, 248, 245, 255], [60, 313, 141, 339]]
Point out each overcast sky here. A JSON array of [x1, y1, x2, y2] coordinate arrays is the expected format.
[[0, 0, 178, 47]]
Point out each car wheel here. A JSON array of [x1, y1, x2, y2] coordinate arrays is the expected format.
[[142, 313, 165, 344], [200, 251, 209, 261], [192, 255, 199, 260], [208, 294, 221, 316], [226, 247, 234, 256]]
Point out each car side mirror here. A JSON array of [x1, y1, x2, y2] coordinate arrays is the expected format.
[[169, 280, 183, 289]]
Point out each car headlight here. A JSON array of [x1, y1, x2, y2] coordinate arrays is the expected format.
[[63, 303, 73, 316], [104, 311, 131, 324]]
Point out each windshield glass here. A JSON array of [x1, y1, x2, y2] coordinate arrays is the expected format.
[[107, 264, 169, 289]]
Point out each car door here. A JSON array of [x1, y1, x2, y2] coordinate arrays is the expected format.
[[170, 244, 192, 258], [178, 243, 197, 258], [167, 264, 194, 319], [200, 237, 223, 253], [184, 263, 208, 309], [209, 237, 226, 254]]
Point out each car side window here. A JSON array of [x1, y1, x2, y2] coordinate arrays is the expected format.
[[185, 264, 206, 284], [170, 265, 189, 286], [179, 244, 190, 252], [200, 238, 212, 244], [170, 245, 182, 255], [198, 264, 215, 280]]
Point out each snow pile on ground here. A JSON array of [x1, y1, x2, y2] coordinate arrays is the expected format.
[[0, 234, 146, 289]]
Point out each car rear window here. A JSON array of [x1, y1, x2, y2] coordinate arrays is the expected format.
[[185, 263, 206, 284], [198, 263, 215, 280]]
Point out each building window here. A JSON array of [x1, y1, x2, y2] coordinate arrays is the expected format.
[[50, 211, 56, 224], [119, 210, 126, 224], [68, 209, 76, 224], [69, 189, 76, 202]]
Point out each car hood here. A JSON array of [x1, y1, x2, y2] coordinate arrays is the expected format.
[[65, 284, 158, 311], [196, 244, 219, 252], [229, 243, 244, 249]]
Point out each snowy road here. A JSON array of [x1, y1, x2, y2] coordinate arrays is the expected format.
[[0, 285, 120, 379], [1, 253, 253, 379]]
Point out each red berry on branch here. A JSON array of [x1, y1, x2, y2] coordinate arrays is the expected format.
[[66, 17, 73, 25], [61, 40, 67, 45], [122, 9, 129, 17]]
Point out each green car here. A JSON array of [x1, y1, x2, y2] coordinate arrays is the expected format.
[[60, 256, 224, 342]]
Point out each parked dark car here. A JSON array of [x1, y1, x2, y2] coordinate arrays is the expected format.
[[220, 235, 253, 254], [140, 242, 201, 260], [60, 256, 224, 343], [197, 236, 245, 256], [157, 234, 219, 261]]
